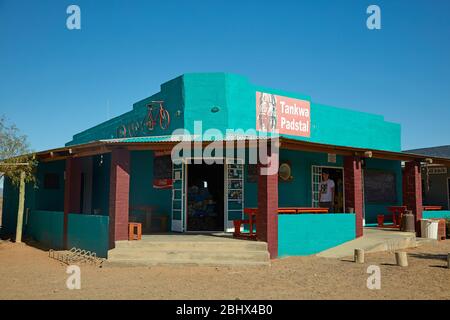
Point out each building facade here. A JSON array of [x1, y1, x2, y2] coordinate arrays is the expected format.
[[2, 73, 444, 259]]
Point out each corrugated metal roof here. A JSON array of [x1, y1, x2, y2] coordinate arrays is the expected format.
[[403, 145, 450, 160], [100, 133, 274, 144]]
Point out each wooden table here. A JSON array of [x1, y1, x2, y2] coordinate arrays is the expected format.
[[385, 206, 408, 228], [243, 207, 329, 215], [278, 207, 330, 214]]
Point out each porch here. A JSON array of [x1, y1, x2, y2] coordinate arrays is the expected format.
[[3, 135, 444, 262]]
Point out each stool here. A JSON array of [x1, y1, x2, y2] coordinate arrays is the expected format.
[[128, 222, 142, 241], [377, 215, 384, 227]]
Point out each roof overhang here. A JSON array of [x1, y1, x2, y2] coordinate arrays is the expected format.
[[31, 135, 450, 166]]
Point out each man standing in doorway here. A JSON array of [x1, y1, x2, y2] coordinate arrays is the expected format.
[[319, 170, 335, 213]]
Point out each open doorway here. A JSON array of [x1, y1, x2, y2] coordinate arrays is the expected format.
[[186, 163, 224, 232], [326, 168, 345, 213], [447, 178, 450, 210], [312, 166, 345, 212]]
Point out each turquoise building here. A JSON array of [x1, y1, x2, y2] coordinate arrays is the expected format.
[[2, 73, 446, 259]]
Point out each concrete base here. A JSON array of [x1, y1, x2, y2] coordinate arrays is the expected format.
[[317, 228, 435, 259], [105, 233, 270, 267]]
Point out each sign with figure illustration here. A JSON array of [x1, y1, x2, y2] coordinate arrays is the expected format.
[[256, 91, 311, 137]]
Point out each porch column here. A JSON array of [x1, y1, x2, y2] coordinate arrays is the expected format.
[[344, 156, 364, 238], [63, 157, 82, 249], [109, 148, 130, 249], [403, 161, 423, 235], [257, 143, 279, 259]]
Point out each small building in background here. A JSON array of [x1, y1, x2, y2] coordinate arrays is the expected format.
[[405, 145, 450, 210]]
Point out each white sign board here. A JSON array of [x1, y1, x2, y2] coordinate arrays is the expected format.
[[428, 167, 447, 175], [327, 153, 337, 163]]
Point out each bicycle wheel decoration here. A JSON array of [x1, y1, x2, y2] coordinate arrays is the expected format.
[[159, 109, 170, 130]]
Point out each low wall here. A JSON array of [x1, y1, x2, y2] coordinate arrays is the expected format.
[[26, 210, 109, 257], [423, 211, 450, 220], [26, 210, 64, 249], [68, 214, 109, 258], [278, 213, 356, 256]]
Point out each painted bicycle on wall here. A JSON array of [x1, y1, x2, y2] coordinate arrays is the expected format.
[[116, 100, 171, 138], [143, 100, 171, 131]]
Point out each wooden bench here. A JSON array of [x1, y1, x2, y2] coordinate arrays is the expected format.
[[423, 205, 443, 211]]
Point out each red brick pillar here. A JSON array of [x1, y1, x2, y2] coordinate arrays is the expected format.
[[109, 149, 130, 248], [344, 156, 364, 238], [403, 161, 423, 235], [257, 146, 279, 259]]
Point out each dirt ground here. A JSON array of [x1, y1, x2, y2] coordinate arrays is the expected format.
[[0, 239, 449, 300]]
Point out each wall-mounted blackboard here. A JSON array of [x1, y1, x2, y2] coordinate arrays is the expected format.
[[153, 155, 172, 180], [364, 169, 397, 204]]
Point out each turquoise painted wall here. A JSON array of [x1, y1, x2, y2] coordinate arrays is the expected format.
[[67, 213, 109, 257], [66, 73, 401, 152], [423, 211, 450, 219], [26, 210, 64, 249], [129, 150, 172, 230], [2, 160, 65, 238], [1, 177, 19, 236], [363, 158, 403, 224], [1, 176, 39, 237], [66, 76, 185, 146], [278, 213, 356, 256], [244, 149, 344, 208], [34, 160, 65, 211], [244, 150, 402, 225], [24, 210, 109, 256]]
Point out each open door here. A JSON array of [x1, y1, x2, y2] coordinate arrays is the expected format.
[[171, 161, 185, 232], [225, 159, 244, 232], [311, 166, 323, 208]]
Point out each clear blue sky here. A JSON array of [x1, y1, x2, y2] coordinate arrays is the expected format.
[[0, 0, 449, 152]]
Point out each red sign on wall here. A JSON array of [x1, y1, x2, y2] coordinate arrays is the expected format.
[[153, 151, 173, 189], [256, 91, 311, 137]]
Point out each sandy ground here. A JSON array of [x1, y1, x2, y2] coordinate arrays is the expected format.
[[0, 239, 449, 300]]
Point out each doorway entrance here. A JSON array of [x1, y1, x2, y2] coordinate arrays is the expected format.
[[312, 166, 345, 213], [447, 178, 450, 210], [186, 163, 225, 232]]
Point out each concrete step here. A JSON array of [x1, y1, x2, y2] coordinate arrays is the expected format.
[[108, 250, 269, 262], [107, 238, 270, 267], [113, 240, 268, 251], [103, 258, 270, 267]]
